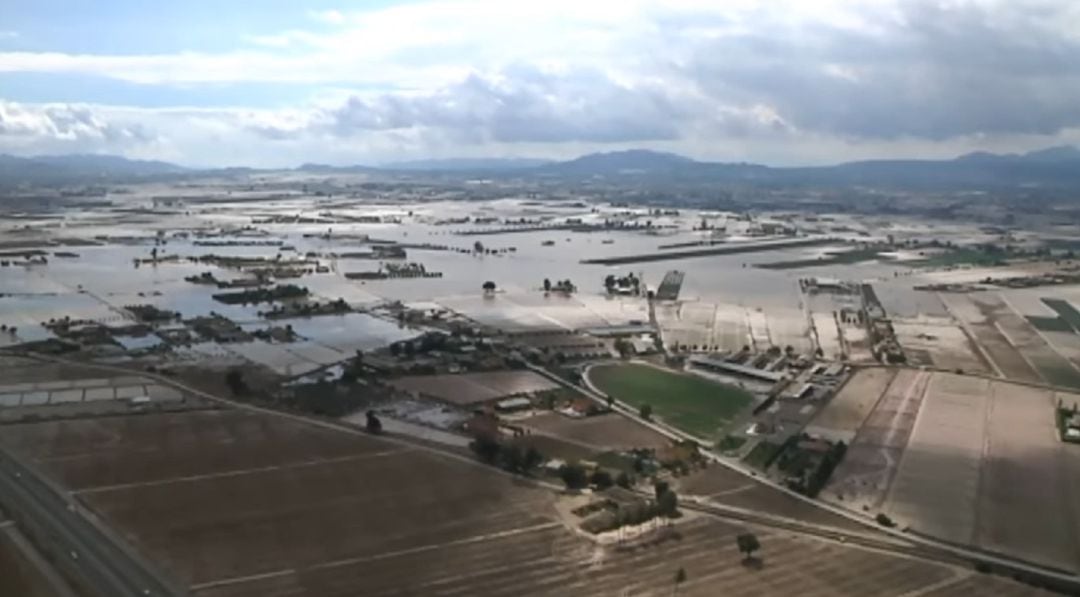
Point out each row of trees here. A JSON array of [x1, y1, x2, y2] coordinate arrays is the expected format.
[[470, 435, 545, 475]]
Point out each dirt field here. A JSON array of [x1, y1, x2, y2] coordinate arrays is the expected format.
[[806, 367, 896, 443], [892, 316, 991, 374], [991, 294, 1080, 390], [885, 374, 989, 545], [977, 383, 1078, 571], [388, 370, 559, 405], [822, 369, 1080, 573], [521, 412, 671, 451], [0, 404, 1062, 596], [194, 516, 968, 597], [940, 293, 1042, 383], [0, 409, 385, 491], [679, 466, 873, 533], [824, 369, 931, 511]]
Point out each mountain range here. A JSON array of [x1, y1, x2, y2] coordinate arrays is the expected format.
[[3, 146, 1080, 191]]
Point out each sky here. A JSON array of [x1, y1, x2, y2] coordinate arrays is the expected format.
[[2, 0, 1080, 168]]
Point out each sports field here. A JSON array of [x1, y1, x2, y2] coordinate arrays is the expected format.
[[587, 363, 754, 438]]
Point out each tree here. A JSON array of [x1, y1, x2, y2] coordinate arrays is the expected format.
[[615, 472, 632, 489], [590, 469, 614, 490], [500, 443, 525, 473], [474, 240, 485, 253], [365, 411, 382, 434], [736, 533, 760, 560], [522, 447, 544, 474], [389, 342, 402, 357], [604, 274, 616, 291], [470, 436, 502, 464], [559, 463, 588, 490], [654, 480, 670, 500], [674, 568, 687, 596], [657, 488, 679, 517], [224, 369, 247, 396], [482, 280, 497, 294], [543, 278, 552, 292], [639, 403, 653, 420]]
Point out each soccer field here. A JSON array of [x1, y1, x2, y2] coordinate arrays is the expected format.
[[587, 362, 754, 439]]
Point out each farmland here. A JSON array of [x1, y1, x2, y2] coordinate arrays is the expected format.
[[587, 363, 754, 438], [190, 515, 1022, 597], [521, 411, 671, 451], [806, 367, 896, 443], [0, 405, 1044, 597], [388, 370, 559, 405], [823, 369, 1080, 573]]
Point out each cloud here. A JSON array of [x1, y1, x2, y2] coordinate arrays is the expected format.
[[316, 67, 686, 143], [3, 0, 1080, 165], [0, 100, 153, 145]]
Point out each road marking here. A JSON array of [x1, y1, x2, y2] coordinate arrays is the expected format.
[[74, 449, 408, 495], [191, 567, 296, 591]]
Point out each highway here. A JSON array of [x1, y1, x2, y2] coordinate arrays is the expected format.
[[0, 447, 184, 597]]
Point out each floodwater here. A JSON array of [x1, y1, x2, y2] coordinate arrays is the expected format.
[[0, 194, 998, 368]]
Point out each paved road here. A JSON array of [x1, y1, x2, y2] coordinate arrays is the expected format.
[[0, 448, 184, 597]]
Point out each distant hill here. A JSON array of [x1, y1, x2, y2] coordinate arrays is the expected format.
[[4, 145, 1080, 191], [382, 158, 553, 171], [0, 153, 186, 186]]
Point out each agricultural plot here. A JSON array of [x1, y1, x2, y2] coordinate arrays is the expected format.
[[892, 316, 991, 374], [826, 369, 1080, 572], [655, 302, 714, 351], [587, 363, 754, 439], [521, 412, 670, 451], [885, 374, 989, 546], [191, 516, 979, 597], [811, 312, 843, 360], [713, 303, 752, 352], [806, 367, 896, 443], [0, 404, 1019, 597], [0, 410, 387, 491], [823, 369, 931, 511], [976, 383, 1078, 571], [938, 293, 1042, 383], [389, 370, 559, 405], [990, 294, 1080, 390]]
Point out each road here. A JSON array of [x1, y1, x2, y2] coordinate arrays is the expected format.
[[0, 447, 185, 597]]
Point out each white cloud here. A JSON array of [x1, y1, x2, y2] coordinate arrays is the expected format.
[[2, 0, 1080, 164]]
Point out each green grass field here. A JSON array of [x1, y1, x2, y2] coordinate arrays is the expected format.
[[588, 363, 754, 439]]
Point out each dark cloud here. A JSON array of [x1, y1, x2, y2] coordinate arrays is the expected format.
[[321, 66, 684, 143], [684, 0, 1080, 139]]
